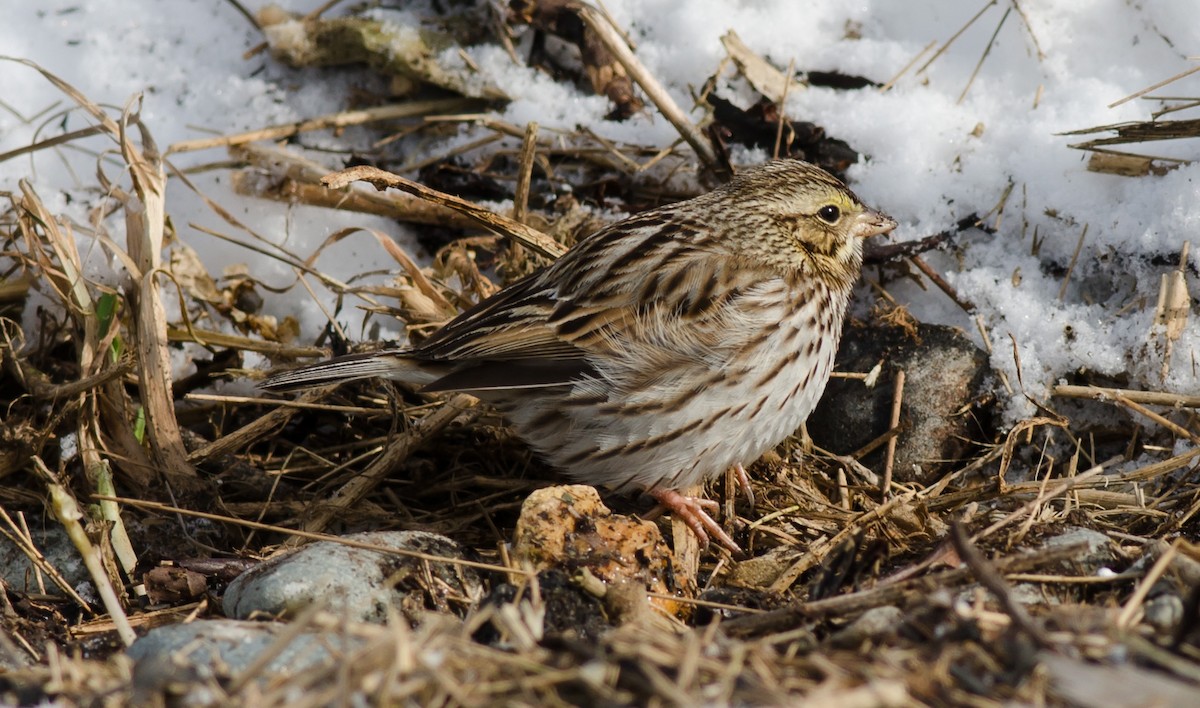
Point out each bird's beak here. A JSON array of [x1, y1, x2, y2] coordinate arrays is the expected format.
[[852, 209, 898, 239]]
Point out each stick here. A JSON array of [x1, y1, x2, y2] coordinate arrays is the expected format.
[[576, 5, 721, 174], [1052, 384, 1200, 409], [881, 369, 905, 498], [289, 394, 480, 542], [950, 521, 1053, 647], [167, 98, 479, 154], [322, 166, 567, 260]]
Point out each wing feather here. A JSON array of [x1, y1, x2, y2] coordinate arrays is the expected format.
[[411, 274, 571, 361], [408, 209, 770, 392]]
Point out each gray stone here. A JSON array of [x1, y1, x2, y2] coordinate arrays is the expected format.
[[0, 523, 93, 602], [808, 322, 993, 484], [1143, 593, 1184, 634], [1044, 526, 1118, 575], [829, 605, 903, 647], [223, 530, 483, 623], [1009, 583, 1055, 606], [1043, 652, 1200, 708], [953, 582, 1055, 608], [127, 619, 362, 706]]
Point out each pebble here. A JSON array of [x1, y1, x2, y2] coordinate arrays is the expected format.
[[223, 530, 483, 624], [1043, 526, 1118, 575], [829, 605, 904, 647], [127, 619, 361, 705], [0, 524, 94, 603]]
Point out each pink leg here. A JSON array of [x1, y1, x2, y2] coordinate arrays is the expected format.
[[649, 488, 742, 555], [733, 463, 755, 507]]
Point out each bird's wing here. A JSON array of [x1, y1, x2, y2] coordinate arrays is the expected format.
[[412, 269, 577, 363], [414, 213, 764, 392]]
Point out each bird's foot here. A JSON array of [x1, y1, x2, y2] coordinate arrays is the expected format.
[[649, 488, 743, 556]]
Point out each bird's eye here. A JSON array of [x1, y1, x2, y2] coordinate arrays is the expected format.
[[817, 205, 841, 224]]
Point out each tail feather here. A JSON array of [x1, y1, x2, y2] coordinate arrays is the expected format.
[[258, 350, 435, 392]]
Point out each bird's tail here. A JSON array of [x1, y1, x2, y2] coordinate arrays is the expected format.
[[258, 350, 438, 392]]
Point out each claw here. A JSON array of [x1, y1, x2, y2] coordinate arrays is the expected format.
[[650, 488, 743, 556]]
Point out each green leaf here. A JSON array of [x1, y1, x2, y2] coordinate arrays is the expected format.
[[133, 406, 146, 444], [96, 292, 123, 363], [96, 292, 117, 336]]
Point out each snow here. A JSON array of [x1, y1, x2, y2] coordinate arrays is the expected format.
[[2, 0, 1197, 422]]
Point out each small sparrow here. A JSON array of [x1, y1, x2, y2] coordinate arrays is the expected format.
[[261, 159, 896, 553]]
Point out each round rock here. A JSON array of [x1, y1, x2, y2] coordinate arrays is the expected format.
[[808, 321, 993, 483], [127, 619, 362, 704], [0, 524, 93, 602], [223, 530, 483, 624]]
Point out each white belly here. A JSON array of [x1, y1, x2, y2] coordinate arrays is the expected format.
[[504, 279, 846, 492]]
